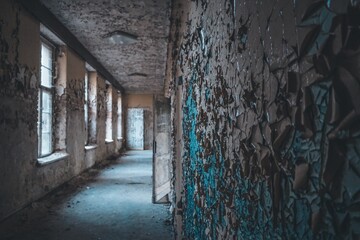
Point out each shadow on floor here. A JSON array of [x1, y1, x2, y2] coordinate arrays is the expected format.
[[0, 150, 173, 240]]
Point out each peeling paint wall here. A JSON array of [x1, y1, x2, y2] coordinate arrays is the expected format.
[[0, 0, 122, 221], [167, 0, 360, 239], [0, 0, 40, 220]]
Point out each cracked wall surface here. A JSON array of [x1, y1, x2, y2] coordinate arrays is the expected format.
[[167, 0, 360, 239], [0, 0, 123, 221]]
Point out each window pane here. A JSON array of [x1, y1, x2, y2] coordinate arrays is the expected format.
[[106, 86, 112, 140], [41, 132, 52, 155], [38, 41, 54, 157], [117, 97, 122, 138], [42, 91, 52, 113], [84, 72, 89, 144], [84, 73, 88, 102], [40, 88, 53, 156], [84, 73, 88, 130], [84, 107, 88, 130], [41, 66, 52, 88], [41, 44, 52, 69], [41, 112, 52, 133], [38, 91, 41, 155]]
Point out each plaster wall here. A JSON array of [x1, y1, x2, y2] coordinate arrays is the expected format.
[[167, 0, 360, 239], [0, 0, 122, 221]]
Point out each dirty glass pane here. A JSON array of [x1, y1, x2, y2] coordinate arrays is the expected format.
[[41, 43, 52, 69], [41, 112, 52, 133], [42, 91, 52, 114], [41, 66, 52, 88], [117, 96, 122, 138], [106, 86, 113, 141], [37, 91, 41, 155], [41, 132, 52, 156], [84, 72, 88, 144], [38, 41, 54, 157], [40, 90, 53, 156]]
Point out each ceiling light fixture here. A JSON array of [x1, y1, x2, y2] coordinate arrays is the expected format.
[[128, 72, 148, 77], [103, 30, 138, 45]]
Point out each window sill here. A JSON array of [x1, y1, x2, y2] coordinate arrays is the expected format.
[[117, 137, 123, 141], [105, 139, 114, 144], [37, 151, 69, 166], [85, 144, 98, 151]]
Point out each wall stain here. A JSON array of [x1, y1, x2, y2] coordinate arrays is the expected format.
[[67, 79, 84, 111], [0, 12, 38, 133]]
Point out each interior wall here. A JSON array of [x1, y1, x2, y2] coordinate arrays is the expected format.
[[65, 48, 86, 175], [124, 94, 154, 150], [0, 0, 122, 221], [168, 0, 360, 239], [0, 0, 40, 221]]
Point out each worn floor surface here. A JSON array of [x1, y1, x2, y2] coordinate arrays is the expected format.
[[0, 150, 173, 240]]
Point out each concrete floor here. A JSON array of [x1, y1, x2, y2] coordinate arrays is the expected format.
[[0, 150, 173, 240]]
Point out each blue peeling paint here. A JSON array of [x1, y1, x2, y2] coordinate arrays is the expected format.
[[175, 1, 360, 239]]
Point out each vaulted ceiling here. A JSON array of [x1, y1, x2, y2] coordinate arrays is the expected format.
[[39, 0, 172, 94]]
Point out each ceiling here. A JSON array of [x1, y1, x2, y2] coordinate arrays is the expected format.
[[39, 0, 172, 94]]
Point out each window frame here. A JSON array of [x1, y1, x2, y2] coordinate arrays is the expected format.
[[117, 94, 122, 140], [38, 38, 56, 158], [84, 71, 89, 145], [105, 84, 113, 142], [85, 71, 98, 147]]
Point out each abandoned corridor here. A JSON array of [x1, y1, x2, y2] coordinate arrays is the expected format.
[[1, 0, 360, 239]]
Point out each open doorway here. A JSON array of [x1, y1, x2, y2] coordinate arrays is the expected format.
[[126, 108, 145, 150], [124, 94, 172, 204], [152, 95, 171, 203]]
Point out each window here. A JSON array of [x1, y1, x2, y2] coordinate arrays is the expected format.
[[38, 40, 54, 157], [84, 71, 89, 144], [86, 71, 97, 145], [105, 84, 113, 141], [117, 94, 122, 139]]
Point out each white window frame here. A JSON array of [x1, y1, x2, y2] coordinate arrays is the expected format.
[[105, 84, 113, 142], [117, 94, 122, 139], [84, 71, 89, 145], [38, 39, 55, 158]]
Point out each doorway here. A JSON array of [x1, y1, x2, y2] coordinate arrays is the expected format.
[[124, 95, 172, 204], [126, 108, 144, 150], [152, 95, 171, 203]]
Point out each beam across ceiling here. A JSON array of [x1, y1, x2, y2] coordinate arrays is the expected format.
[[18, 0, 125, 93]]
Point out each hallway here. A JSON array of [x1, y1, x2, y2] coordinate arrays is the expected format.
[[0, 151, 173, 240], [1, 0, 360, 238]]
